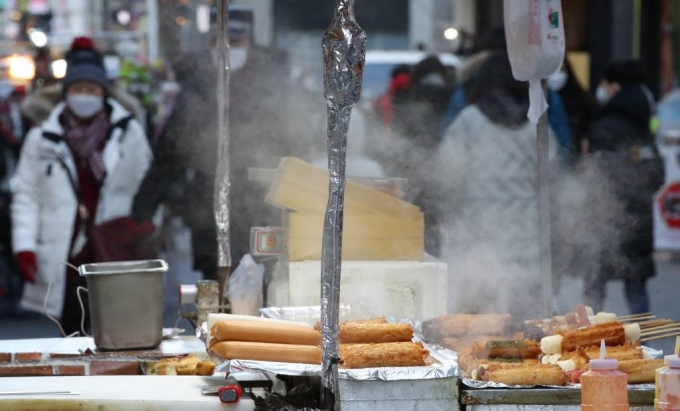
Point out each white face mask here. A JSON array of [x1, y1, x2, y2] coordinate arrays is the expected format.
[[547, 71, 568, 91], [596, 85, 611, 105], [66, 94, 104, 119]]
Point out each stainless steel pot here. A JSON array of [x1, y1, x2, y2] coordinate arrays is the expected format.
[[79, 260, 168, 351]]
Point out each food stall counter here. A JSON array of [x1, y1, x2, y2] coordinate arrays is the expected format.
[[0, 375, 256, 410]]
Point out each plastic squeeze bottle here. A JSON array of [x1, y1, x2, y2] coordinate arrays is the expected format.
[[581, 340, 630, 411], [656, 357, 671, 411], [657, 355, 680, 410]]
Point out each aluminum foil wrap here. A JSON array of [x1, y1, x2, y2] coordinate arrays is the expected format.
[[197, 322, 458, 381], [460, 345, 664, 389], [260, 304, 378, 326], [214, 0, 232, 268], [320, 0, 367, 407]]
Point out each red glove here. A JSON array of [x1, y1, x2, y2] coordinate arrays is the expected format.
[[17, 251, 37, 284]]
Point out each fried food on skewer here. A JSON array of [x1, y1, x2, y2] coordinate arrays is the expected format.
[[340, 342, 429, 369], [470, 340, 542, 360], [618, 359, 666, 384]]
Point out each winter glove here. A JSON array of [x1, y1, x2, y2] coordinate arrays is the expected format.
[[17, 251, 37, 284]]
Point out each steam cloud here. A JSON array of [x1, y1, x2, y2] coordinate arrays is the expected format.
[[170, 45, 638, 321]]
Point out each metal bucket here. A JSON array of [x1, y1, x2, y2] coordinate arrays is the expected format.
[[79, 260, 168, 351]]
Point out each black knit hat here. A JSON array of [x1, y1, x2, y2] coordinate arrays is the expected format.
[[63, 37, 109, 92]]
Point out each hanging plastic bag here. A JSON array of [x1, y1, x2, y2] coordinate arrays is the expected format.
[[504, 0, 565, 123], [226, 254, 264, 316]]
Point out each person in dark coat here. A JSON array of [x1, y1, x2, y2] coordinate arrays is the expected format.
[[387, 55, 454, 256], [548, 59, 596, 157], [441, 26, 573, 161], [132, 18, 317, 281], [584, 60, 665, 314]]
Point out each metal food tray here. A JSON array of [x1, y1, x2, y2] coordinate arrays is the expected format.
[[458, 345, 664, 389], [199, 304, 459, 381]]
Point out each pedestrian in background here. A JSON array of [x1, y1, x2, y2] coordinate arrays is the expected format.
[[12, 38, 152, 335], [547, 58, 596, 158], [438, 52, 559, 318], [441, 26, 573, 161], [583, 60, 665, 314]]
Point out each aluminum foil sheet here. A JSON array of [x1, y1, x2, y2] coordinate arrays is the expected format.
[[460, 345, 663, 389], [320, 0, 367, 407], [197, 322, 458, 382], [214, 0, 232, 268], [260, 304, 377, 326]]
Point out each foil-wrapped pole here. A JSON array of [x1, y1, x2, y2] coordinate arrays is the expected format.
[[320, 1, 366, 409], [537, 80, 552, 318], [215, 0, 232, 270]]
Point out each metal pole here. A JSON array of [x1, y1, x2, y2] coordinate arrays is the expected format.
[[215, 0, 232, 301], [537, 80, 552, 319], [320, 1, 366, 409]]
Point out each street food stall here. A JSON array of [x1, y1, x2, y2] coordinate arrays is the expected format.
[[2, 0, 680, 410]]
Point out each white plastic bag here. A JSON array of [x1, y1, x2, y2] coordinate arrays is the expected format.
[[504, 0, 565, 123], [226, 254, 264, 316]]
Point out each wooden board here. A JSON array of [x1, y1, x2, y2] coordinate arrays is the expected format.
[[289, 238, 424, 261], [288, 211, 424, 261], [289, 211, 424, 239], [266, 157, 420, 215]]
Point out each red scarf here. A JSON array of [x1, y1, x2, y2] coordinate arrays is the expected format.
[[63, 109, 109, 181]]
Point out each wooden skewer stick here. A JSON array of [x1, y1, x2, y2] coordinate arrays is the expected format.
[[641, 332, 680, 343], [640, 322, 679, 332], [637, 318, 672, 324], [638, 320, 675, 328], [641, 327, 680, 337], [621, 316, 656, 323], [619, 312, 654, 320]]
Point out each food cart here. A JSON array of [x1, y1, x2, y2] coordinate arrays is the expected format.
[[0, 0, 677, 410]]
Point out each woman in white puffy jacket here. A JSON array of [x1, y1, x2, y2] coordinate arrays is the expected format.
[[437, 52, 559, 318], [11, 37, 151, 335]]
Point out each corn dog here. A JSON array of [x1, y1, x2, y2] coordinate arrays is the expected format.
[[480, 363, 567, 386], [211, 321, 321, 346], [559, 322, 626, 352], [470, 340, 541, 360], [209, 340, 321, 364], [341, 342, 429, 369], [314, 317, 387, 332], [583, 342, 643, 361], [618, 359, 665, 384], [339, 323, 413, 344], [430, 314, 510, 337], [439, 335, 507, 352]]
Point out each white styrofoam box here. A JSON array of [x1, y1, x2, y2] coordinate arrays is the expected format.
[[288, 260, 448, 321], [339, 377, 459, 411]]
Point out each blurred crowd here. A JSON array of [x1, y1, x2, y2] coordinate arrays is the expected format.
[[0, 21, 671, 335], [369, 26, 664, 319]]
